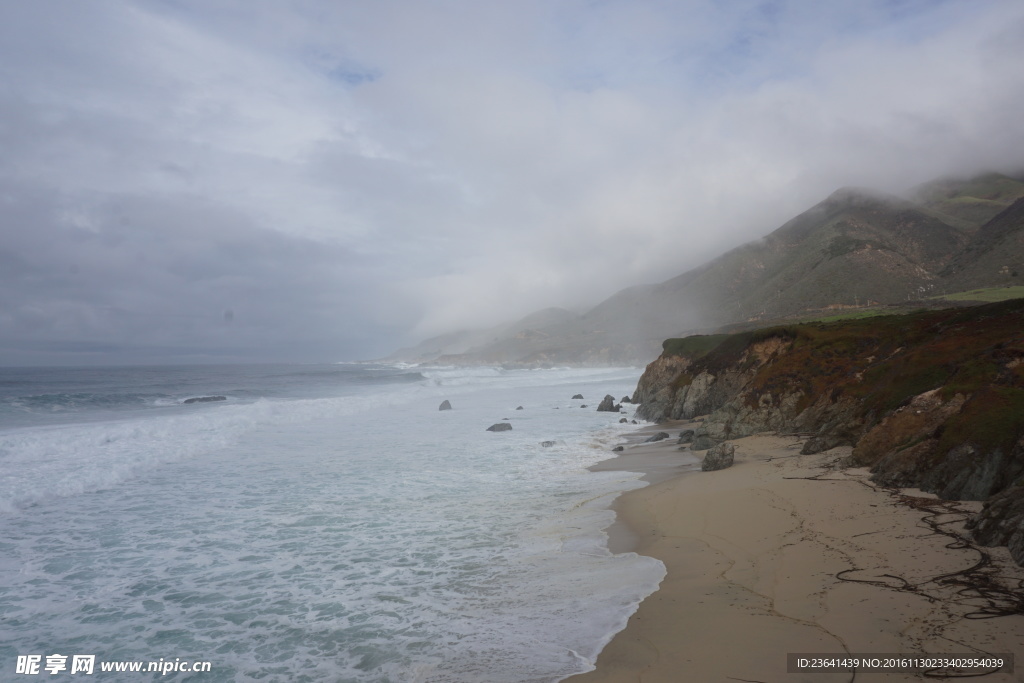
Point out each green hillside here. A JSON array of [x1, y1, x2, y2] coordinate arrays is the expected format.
[[912, 172, 1024, 231], [646, 187, 968, 327]]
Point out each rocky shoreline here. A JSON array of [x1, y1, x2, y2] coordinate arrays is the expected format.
[[630, 298, 1024, 565], [572, 431, 1024, 682]]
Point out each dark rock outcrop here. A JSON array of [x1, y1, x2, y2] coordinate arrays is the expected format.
[[621, 396, 631, 403], [540, 440, 556, 447], [612, 445, 625, 452], [632, 355, 693, 422], [691, 434, 717, 451], [516, 406, 524, 410], [701, 442, 735, 471], [439, 400, 452, 411], [851, 389, 1024, 501], [183, 396, 227, 404], [801, 434, 850, 454], [487, 423, 512, 432], [643, 432, 671, 443], [966, 485, 1024, 566], [677, 429, 695, 444], [572, 394, 584, 400], [619, 418, 628, 423], [597, 395, 621, 412]]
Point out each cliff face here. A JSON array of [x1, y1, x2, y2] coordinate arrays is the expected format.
[[636, 335, 865, 447], [633, 299, 1024, 562]]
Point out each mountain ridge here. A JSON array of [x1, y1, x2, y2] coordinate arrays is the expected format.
[[385, 171, 1024, 367]]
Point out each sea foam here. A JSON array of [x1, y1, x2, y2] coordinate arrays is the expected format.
[[0, 365, 663, 681]]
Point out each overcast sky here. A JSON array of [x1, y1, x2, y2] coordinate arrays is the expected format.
[[2, 0, 1023, 364]]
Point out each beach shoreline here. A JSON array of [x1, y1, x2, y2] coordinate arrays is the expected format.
[[588, 419, 701, 554], [574, 424, 1024, 682]]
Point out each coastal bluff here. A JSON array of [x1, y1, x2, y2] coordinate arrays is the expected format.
[[632, 298, 1024, 564]]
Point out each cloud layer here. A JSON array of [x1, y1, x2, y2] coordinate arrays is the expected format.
[[2, 0, 1023, 363]]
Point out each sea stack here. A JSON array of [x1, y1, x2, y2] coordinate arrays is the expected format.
[[183, 396, 227, 404]]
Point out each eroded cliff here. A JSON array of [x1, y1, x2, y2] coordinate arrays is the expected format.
[[633, 299, 1024, 562]]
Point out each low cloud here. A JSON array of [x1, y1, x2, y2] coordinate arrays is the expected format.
[[2, 1, 1023, 362]]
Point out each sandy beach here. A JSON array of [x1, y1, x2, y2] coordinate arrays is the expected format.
[[572, 421, 1024, 683]]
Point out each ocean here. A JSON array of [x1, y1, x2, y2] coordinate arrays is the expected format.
[[0, 363, 664, 682]]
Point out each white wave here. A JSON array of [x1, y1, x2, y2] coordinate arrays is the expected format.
[[0, 366, 642, 513], [0, 387, 410, 512], [0, 365, 657, 682]]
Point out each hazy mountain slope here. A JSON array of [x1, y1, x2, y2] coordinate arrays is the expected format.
[[433, 289, 667, 366], [604, 187, 967, 328], [384, 328, 493, 363], [504, 306, 581, 331], [385, 308, 580, 363], [387, 173, 1023, 368], [942, 197, 1024, 289], [729, 188, 967, 318], [429, 188, 970, 366], [911, 172, 1024, 231]]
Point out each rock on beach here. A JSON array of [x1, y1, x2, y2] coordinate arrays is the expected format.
[[701, 442, 735, 471], [643, 432, 671, 443]]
